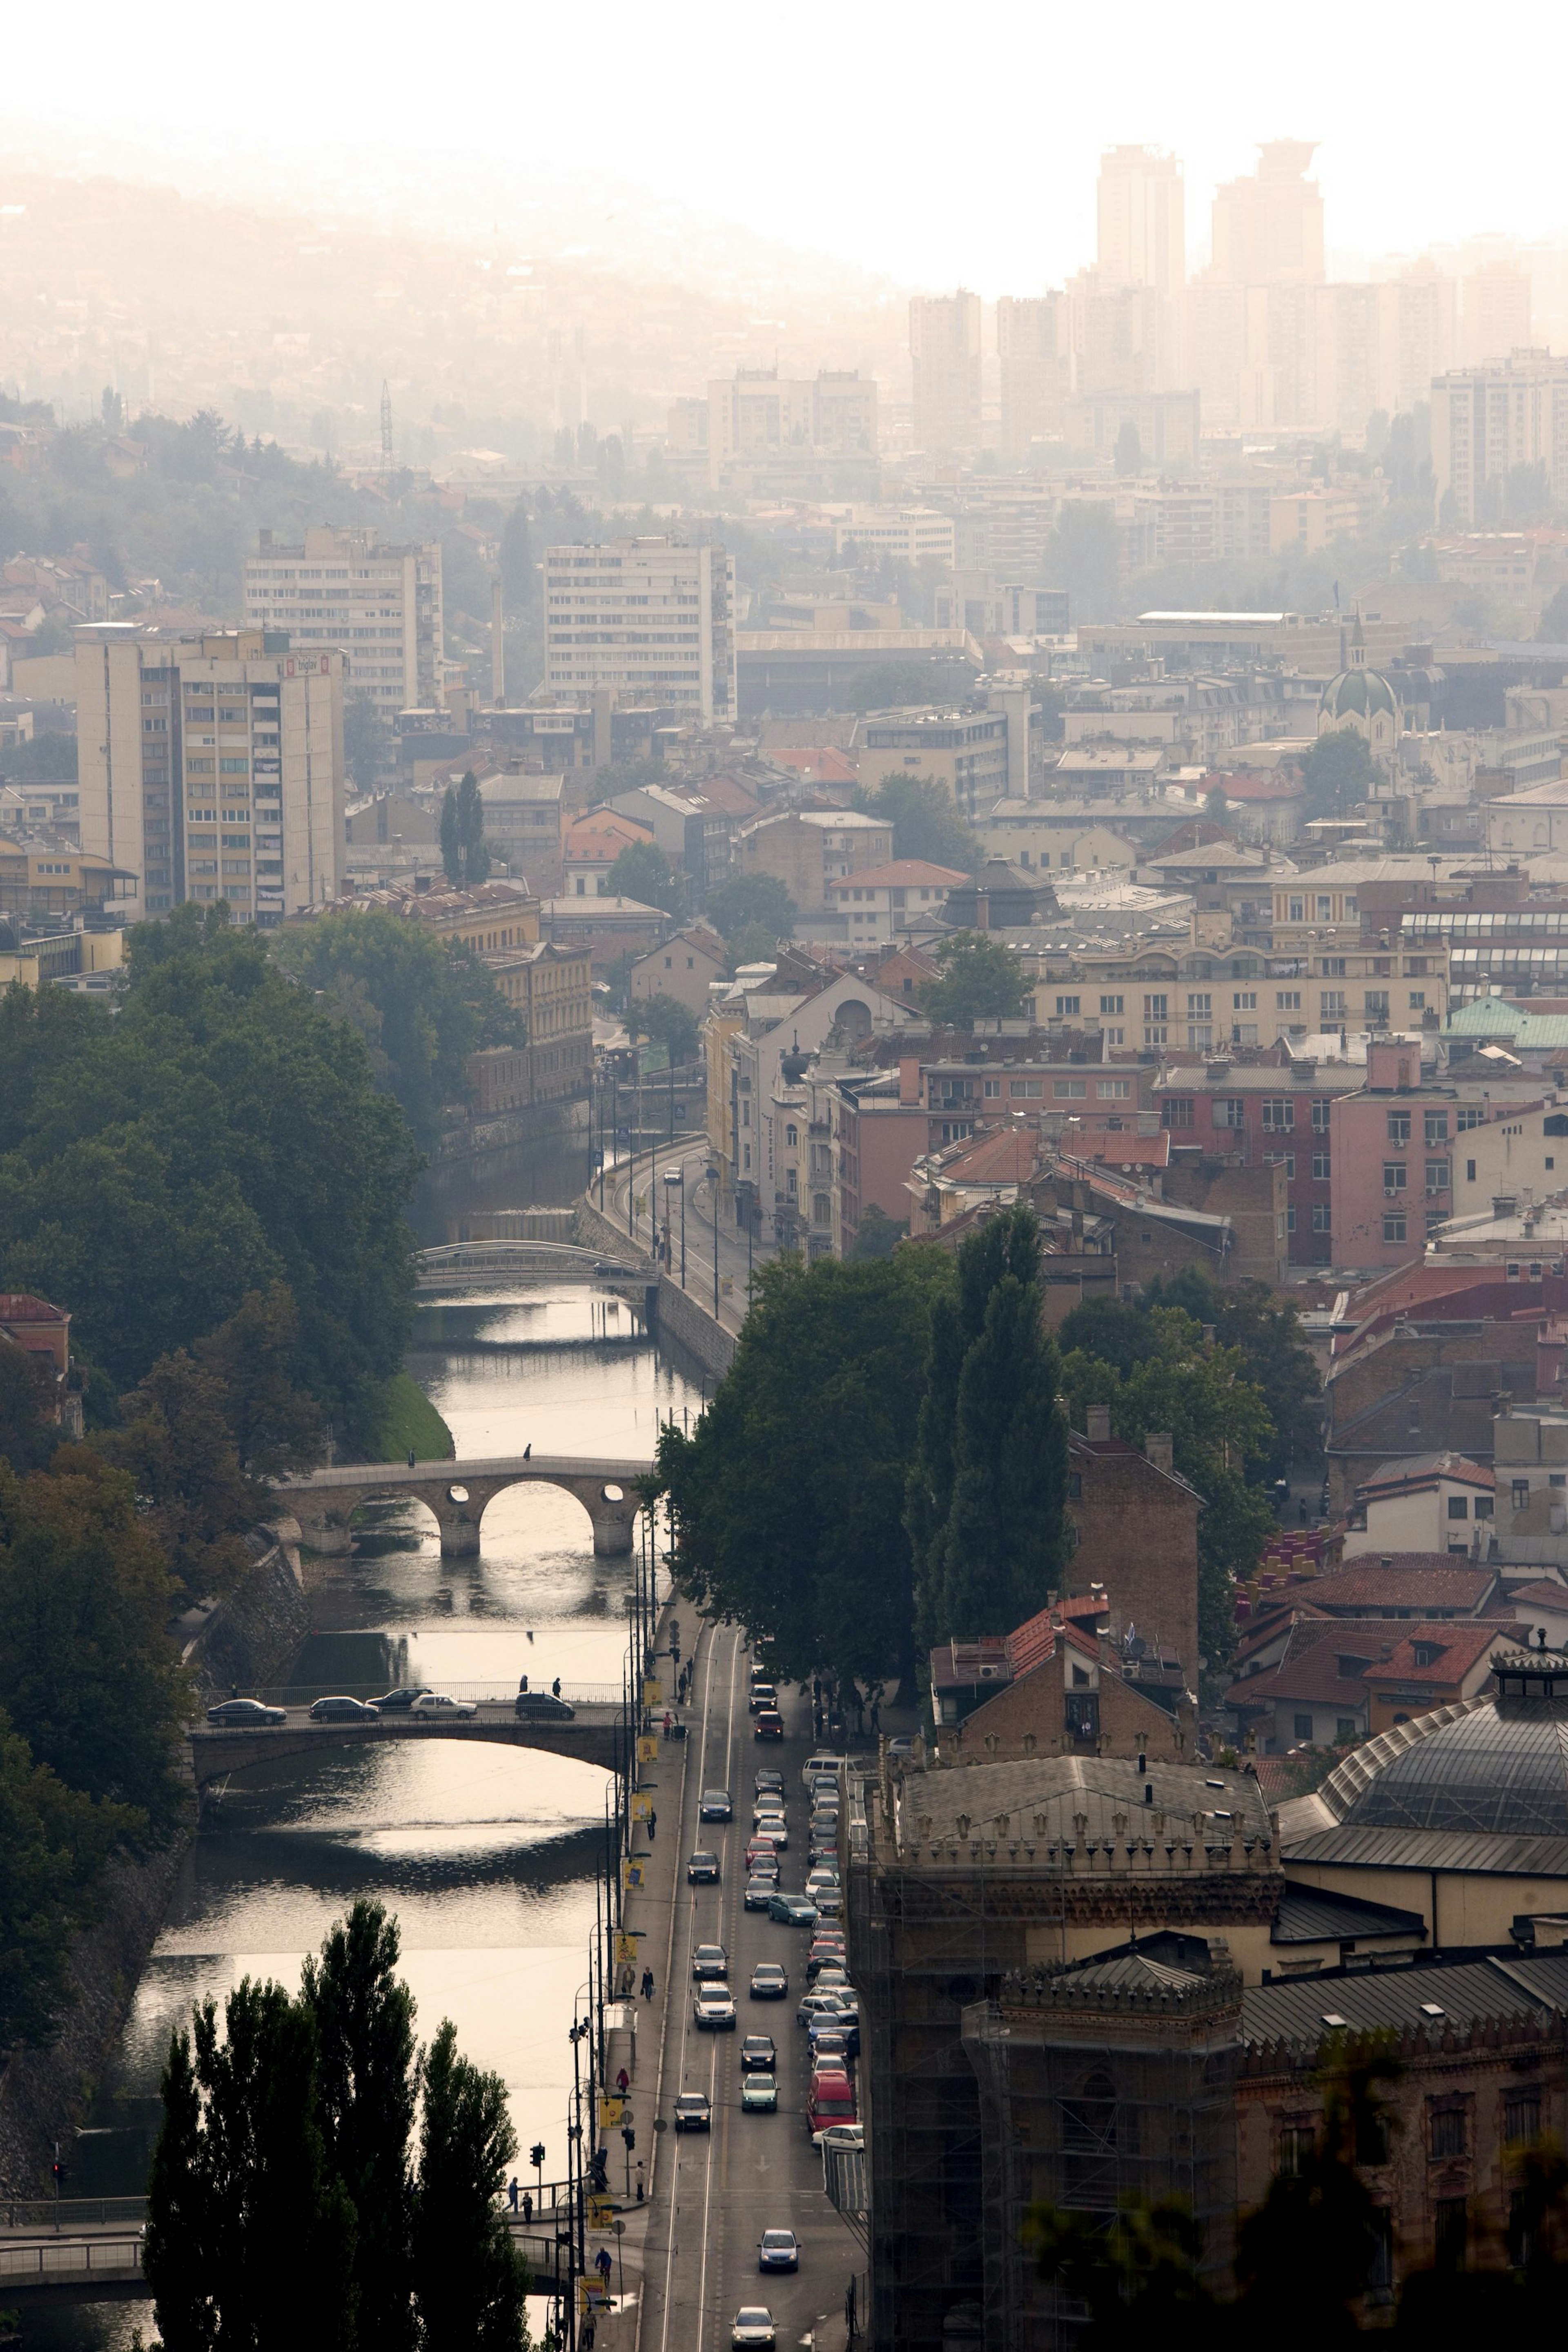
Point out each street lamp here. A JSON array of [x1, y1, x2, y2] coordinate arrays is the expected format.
[[664, 1166, 684, 1287], [706, 1164, 720, 1319]]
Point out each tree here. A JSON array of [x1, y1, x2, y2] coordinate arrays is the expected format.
[[1145, 1267, 1321, 1486], [848, 1205, 906, 1260], [629, 992, 699, 1065], [144, 1979, 357, 2352], [0, 1711, 138, 2049], [657, 1249, 956, 1686], [1205, 783, 1230, 826], [606, 839, 684, 915], [302, 1900, 419, 2351], [195, 1283, 327, 1477], [1114, 419, 1143, 477], [844, 660, 954, 711], [705, 872, 796, 945], [0, 1337, 58, 1472], [441, 772, 491, 888], [854, 773, 982, 872], [413, 2020, 529, 2352], [101, 1352, 257, 1602], [918, 931, 1029, 1025], [1300, 729, 1376, 819], [1042, 502, 1118, 624]]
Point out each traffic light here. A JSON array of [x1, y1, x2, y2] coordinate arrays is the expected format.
[[621, 2125, 635, 2151], [530, 2143, 546, 2172]]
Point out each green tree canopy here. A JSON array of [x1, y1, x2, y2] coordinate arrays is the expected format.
[[0, 1710, 139, 2049], [657, 1248, 956, 1686], [1300, 728, 1376, 819], [414, 2020, 529, 2352], [440, 772, 491, 888], [271, 905, 524, 1151], [606, 839, 685, 915], [918, 930, 1029, 1025], [629, 991, 700, 1065], [705, 871, 796, 946], [854, 773, 982, 873]]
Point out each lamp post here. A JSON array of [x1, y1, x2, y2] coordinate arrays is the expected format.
[[663, 1167, 683, 1290], [707, 1165, 720, 1319]]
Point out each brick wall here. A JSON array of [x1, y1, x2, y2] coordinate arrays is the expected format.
[[1068, 1432, 1201, 1688]]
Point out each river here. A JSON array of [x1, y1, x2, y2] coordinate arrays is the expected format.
[[40, 1156, 706, 2347]]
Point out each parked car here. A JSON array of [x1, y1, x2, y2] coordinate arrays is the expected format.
[[691, 1943, 729, 1982], [673, 2092, 711, 2134], [741, 2072, 778, 2114], [754, 1713, 784, 1742], [749, 1962, 788, 2000], [410, 1693, 477, 1719], [802, 1757, 844, 1788], [887, 1736, 915, 1760], [815, 2122, 864, 2152], [807, 2069, 857, 2142], [514, 1692, 576, 1720], [811, 1885, 843, 1917], [731, 2308, 776, 2348], [740, 2034, 777, 2074], [744, 1877, 777, 1911], [700, 1788, 733, 1822], [369, 1686, 432, 1712], [205, 1697, 287, 1726], [757, 2229, 799, 2273], [807, 2027, 852, 2068], [767, 1893, 818, 1927], [818, 2011, 860, 2060], [812, 1965, 852, 1998], [797, 1989, 849, 2029], [687, 1851, 721, 1884], [694, 1985, 737, 2031], [309, 1695, 378, 1721]]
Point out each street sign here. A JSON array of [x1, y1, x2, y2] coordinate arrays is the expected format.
[[599, 2096, 624, 2128], [637, 1735, 659, 1762], [643, 1679, 662, 1706]]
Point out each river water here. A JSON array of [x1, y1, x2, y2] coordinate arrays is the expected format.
[[43, 1169, 706, 2346]]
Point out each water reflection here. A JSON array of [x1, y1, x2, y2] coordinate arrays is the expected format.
[[47, 1284, 704, 2350]]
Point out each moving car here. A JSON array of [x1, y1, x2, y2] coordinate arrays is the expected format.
[[740, 2034, 777, 2074], [754, 1770, 785, 1796], [753, 1799, 787, 1828], [741, 2072, 778, 2114], [753, 1816, 788, 1848], [692, 1943, 729, 1982], [754, 1713, 784, 1742], [673, 2092, 711, 2134], [744, 1877, 777, 1911], [744, 1836, 780, 1870], [687, 1851, 721, 1884], [766, 1893, 817, 1927], [731, 2309, 776, 2348], [205, 1697, 286, 1726], [514, 1692, 576, 1720], [747, 1684, 777, 1715], [807, 2027, 851, 2068], [750, 1963, 788, 2000], [694, 1985, 737, 2031], [700, 1788, 733, 1822], [410, 1692, 477, 1719], [807, 2068, 857, 2142], [369, 1686, 432, 1712], [757, 2229, 799, 2273], [308, 1695, 378, 1721]]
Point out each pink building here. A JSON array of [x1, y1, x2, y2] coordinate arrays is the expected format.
[[1328, 1039, 1546, 1271], [829, 1072, 929, 1251]]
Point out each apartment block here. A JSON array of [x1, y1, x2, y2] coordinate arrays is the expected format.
[[75, 626, 343, 926], [1096, 145, 1185, 297], [705, 368, 878, 485], [243, 526, 444, 714], [543, 537, 736, 724], [996, 295, 1063, 457], [833, 508, 957, 568], [1431, 353, 1568, 526], [909, 290, 982, 453]]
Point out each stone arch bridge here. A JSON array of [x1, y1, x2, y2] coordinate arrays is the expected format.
[[189, 1702, 627, 1787], [272, 1453, 654, 1559]]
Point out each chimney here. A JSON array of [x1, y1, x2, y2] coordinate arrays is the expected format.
[[1145, 1431, 1174, 1473], [1086, 1403, 1111, 1442], [899, 1056, 920, 1107]]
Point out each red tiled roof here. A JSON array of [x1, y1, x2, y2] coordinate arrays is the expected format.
[[0, 1294, 67, 1323], [1504, 1580, 1568, 1611], [1303, 1558, 1497, 1612], [1361, 1621, 1518, 1688], [934, 1126, 1042, 1187]]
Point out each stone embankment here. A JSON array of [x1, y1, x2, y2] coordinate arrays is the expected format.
[[575, 1190, 737, 1381]]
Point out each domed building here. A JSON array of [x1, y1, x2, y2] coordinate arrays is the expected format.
[[1280, 1641, 1568, 1949], [1317, 615, 1400, 768]]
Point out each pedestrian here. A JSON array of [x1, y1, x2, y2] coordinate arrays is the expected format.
[[615, 2066, 630, 2095], [526, 1628, 534, 1642], [552, 1676, 561, 1698], [870, 1700, 880, 1733], [635, 2160, 645, 2204], [641, 1965, 655, 2001], [519, 1673, 529, 1694], [663, 1710, 672, 1734], [522, 2189, 533, 2225], [584, 2320, 595, 2351], [407, 1448, 416, 1468], [595, 2247, 612, 2283], [646, 1807, 657, 1841], [524, 1442, 532, 1459], [508, 2177, 519, 2213]]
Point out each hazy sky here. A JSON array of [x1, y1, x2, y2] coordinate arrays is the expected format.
[[9, 0, 1568, 292]]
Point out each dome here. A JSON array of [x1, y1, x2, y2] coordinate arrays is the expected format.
[[1319, 666, 1397, 722], [1337, 1697, 1568, 1838]]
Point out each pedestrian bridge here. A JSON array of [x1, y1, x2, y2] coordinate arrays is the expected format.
[[416, 1240, 653, 1299], [272, 1452, 656, 1559], [189, 1699, 628, 1787], [0, 2221, 569, 2305]]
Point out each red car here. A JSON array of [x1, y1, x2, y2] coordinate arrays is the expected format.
[[754, 1711, 784, 1742]]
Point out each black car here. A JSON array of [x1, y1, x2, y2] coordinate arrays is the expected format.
[[699, 1788, 733, 1822], [687, 1851, 721, 1884], [309, 1695, 379, 1722], [514, 1692, 577, 1720], [369, 1686, 432, 1712], [740, 2035, 777, 2075], [692, 1943, 729, 1982], [205, 1697, 287, 1726], [673, 2092, 711, 2134], [754, 1770, 786, 1796]]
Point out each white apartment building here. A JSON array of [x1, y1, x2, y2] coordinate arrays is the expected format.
[[543, 537, 736, 724], [243, 526, 444, 713], [996, 296, 1063, 457], [706, 368, 877, 485], [834, 508, 957, 567], [909, 292, 982, 454], [1096, 145, 1185, 297], [74, 626, 344, 926], [1431, 354, 1568, 526]]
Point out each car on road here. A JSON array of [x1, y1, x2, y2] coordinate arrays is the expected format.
[[752, 1797, 787, 1826], [514, 1693, 576, 1720], [744, 1836, 780, 1870], [410, 1693, 477, 1719], [816, 2122, 864, 2152], [754, 1770, 785, 1796], [752, 1817, 787, 1847], [747, 1684, 777, 1715], [741, 2072, 778, 2113], [744, 1877, 777, 1911], [809, 1884, 842, 1917], [205, 1697, 287, 1726], [687, 1851, 721, 1884], [699, 1788, 733, 1821], [369, 1686, 432, 1712], [749, 1962, 788, 2000], [740, 2034, 777, 2074], [807, 2070, 857, 2142], [673, 2092, 711, 2134], [767, 1893, 817, 1927], [754, 1713, 784, 1742], [757, 2228, 799, 2273], [797, 1989, 849, 2029], [308, 1695, 379, 1721], [807, 2026, 852, 2068], [593, 1261, 641, 1279], [692, 1944, 729, 1982], [731, 2308, 776, 2348], [748, 1854, 780, 1883], [812, 1964, 852, 1998], [806, 1949, 846, 1984], [694, 1985, 737, 2031]]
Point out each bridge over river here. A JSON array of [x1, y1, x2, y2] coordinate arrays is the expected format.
[[189, 1697, 629, 1786], [273, 1451, 655, 1558], [414, 1238, 653, 1299]]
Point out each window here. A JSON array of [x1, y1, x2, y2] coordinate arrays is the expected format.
[[1277, 2123, 1314, 2178], [1457, 1105, 1484, 1131], [1466, 1159, 1477, 1183], [1187, 993, 1212, 1016], [1312, 1099, 1332, 1131], [1276, 991, 1301, 1010], [1286, 1205, 1296, 1232], [1162, 1098, 1194, 1129], [1447, 1496, 1468, 1521], [1317, 895, 1333, 921], [1293, 1713, 1314, 1740], [1426, 1160, 1450, 1196], [1383, 1213, 1408, 1242], [1265, 1151, 1296, 1179], [1143, 993, 1167, 1019], [1288, 896, 1305, 922], [1097, 1080, 1130, 1100], [1387, 1111, 1411, 1144], [1424, 1111, 1448, 1145], [1312, 1204, 1331, 1233], [785, 1125, 797, 1146], [1056, 996, 1080, 1016], [1099, 994, 1124, 1015], [1064, 1693, 1100, 1742], [1505, 2092, 1541, 2147], [1262, 1100, 1295, 1132], [1474, 1495, 1492, 1519], [1514, 1479, 1531, 1511], [1365, 991, 1390, 1020], [1321, 991, 1346, 1018], [1053, 1079, 1086, 1099], [1383, 1162, 1408, 1192], [1214, 1098, 1247, 1129], [983, 1078, 1001, 1098], [1011, 1078, 1043, 1098], [1312, 1149, 1331, 1181], [1429, 2104, 1469, 2165], [1409, 991, 1426, 1010], [1321, 956, 1347, 977]]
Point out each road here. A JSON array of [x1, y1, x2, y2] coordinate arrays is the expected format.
[[640, 1623, 857, 2352], [604, 1140, 774, 1337]]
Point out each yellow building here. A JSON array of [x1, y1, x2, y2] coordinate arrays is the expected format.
[[0, 922, 124, 991], [0, 837, 134, 918]]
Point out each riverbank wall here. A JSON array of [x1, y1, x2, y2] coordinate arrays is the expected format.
[[181, 1518, 312, 1707], [573, 1194, 736, 1381]]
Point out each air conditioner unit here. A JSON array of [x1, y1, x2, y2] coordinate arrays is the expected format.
[[978, 1664, 999, 1679]]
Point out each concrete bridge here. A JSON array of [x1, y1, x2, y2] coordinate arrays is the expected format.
[[274, 1452, 654, 1559], [0, 2221, 568, 2305], [189, 1700, 628, 1787], [416, 1239, 654, 1302]]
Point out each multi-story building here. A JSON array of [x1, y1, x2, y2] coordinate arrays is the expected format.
[[856, 705, 1011, 817], [824, 858, 968, 946], [705, 368, 877, 485], [75, 626, 344, 925], [1430, 352, 1568, 526], [1096, 144, 1186, 298], [733, 808, 893, 922], [243, 527, 444, 716], [995, 295, 1063, 458], [1153, 1057, 1365, 1267], [909, 291, 982, 454], [1209, 140, 1325, 287], [543, 537, 736, 724], [833, 508, 957, 568]]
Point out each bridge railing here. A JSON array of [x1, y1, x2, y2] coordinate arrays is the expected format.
[[0, 2196, 147, 2233], [0, 2238, 145, 2284], [208, 1680, 631, 1711]]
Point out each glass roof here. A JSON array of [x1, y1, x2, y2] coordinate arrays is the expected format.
[[1344, 1706, 1568, 1837]]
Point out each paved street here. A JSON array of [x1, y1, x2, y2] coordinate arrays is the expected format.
[[637, 1621, 860, 2352], [602, 1140, 774, 1338]]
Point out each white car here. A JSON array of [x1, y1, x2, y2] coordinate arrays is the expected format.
[[817, 2121, 864, 2151], [695, 1984, 737, 2031], [410, 1693, 478, 1719], [731, 2310, 777, 2348]]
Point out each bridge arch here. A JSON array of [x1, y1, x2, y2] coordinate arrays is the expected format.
[[281, 1457, 648, 1561]]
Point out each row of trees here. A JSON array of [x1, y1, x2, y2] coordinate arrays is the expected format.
[[147, 1899, 528, 2350]]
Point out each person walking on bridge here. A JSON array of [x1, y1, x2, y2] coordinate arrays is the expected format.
[[646, 1807, 657, 1842], [641, 1966, 654, 2002], [407, 1449, 416, 1468], [508, 2177, 519, 2213]]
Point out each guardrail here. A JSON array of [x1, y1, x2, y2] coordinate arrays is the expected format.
[[0, 2238, 145, 2283], [0, 2197, 146, 2233], [227, 1680, 631, 1710]]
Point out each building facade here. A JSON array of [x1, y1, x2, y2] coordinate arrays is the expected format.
[[243, 526, 444, 714], [909, 291, 983, 453], [543, 537, 737, 724]]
